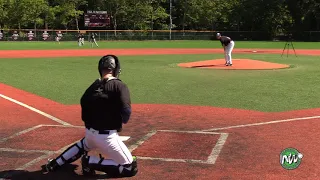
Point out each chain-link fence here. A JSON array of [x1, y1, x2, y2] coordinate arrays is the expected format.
[[0, 29, 319, 41]]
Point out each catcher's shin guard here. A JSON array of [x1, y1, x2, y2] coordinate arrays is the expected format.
[[81, 155, 96, 176], [43, 138, 88, 171]]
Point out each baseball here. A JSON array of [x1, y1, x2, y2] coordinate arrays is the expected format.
[[298, 153, 303, 159]]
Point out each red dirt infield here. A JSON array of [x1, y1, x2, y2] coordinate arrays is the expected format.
[[0, 48, 319, 179], [0, 48, 320, 58], [131, 131, 221, 160], [178, 58, 290, 70]]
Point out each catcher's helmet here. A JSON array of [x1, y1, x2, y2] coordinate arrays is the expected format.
[[98, 55, 121, 77]]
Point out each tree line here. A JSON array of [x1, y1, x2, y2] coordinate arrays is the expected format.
[[0, 0, 319, 35]]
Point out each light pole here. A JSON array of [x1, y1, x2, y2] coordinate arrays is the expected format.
[[169, 0, 172, 40]]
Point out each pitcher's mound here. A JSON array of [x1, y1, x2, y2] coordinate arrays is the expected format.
[[178, 59, 290, 70]]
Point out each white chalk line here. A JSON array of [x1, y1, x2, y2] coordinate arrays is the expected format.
[[136, 156, 209, 164], [0, 93, 71, 126], [202, 115, 320, 132], [15, 140, 80, 170], [39, 124, 131, 141], [0, 124, 43, 143], [0, 147, 54, 154], [128, 130, 157, 152], [158, 129, 224, 135], [206, 133, 229, 164]]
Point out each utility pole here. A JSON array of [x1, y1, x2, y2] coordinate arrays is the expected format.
[[169, 0, 172, 40]]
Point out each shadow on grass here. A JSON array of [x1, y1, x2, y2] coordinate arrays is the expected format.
[[0, 164, 113, 180]]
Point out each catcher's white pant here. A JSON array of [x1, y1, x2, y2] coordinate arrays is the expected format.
[[225, 41, 235, 65], [84, 128, 133, 165], [57, 128, 133, 167]]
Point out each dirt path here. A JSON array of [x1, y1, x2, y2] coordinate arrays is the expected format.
[[0, 48, 319, 58]]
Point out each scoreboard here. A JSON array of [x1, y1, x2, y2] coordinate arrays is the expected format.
[[84, 10, 111, 27]]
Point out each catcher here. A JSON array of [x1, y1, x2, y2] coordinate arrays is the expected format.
[[42, 55, 138, 178]]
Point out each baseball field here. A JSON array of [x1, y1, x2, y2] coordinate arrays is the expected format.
[[1, 40, 320, 179]]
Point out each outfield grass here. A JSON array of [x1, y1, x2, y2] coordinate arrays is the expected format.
[[1, 53, 320, 112], [0, 40, 320, 50]]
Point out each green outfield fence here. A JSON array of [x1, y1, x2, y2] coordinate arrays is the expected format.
[[0, 29, 319, 41]]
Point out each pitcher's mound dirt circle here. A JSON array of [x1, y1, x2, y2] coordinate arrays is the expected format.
[[178, 59, 290, 70]]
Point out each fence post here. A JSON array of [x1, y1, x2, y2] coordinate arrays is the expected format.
[[169, 0, 172, 40]]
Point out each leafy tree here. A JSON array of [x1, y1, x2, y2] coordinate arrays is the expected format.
[[24, 0, 48, 31], [103, 0, 127, 35], [53, 0, 87, 30], [0, 0, 11, 29]]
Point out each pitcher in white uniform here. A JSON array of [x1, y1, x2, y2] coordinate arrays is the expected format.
[[216, 33, 235, 66]]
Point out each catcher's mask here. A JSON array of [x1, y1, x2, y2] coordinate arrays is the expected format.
[[98, 55, 121, 78]]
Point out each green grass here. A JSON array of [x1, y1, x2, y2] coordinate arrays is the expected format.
[[0, 40, 320, 50], [1, 53, 320, 112]]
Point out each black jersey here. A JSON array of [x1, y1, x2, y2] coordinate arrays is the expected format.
[[220, 36, 232, 46], [80, 78, 131, 131]]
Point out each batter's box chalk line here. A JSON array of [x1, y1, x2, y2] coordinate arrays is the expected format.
[[128, 130, 229, 165], [0, 94, 131, 142], [0, 125, 131, 171], [201, 115, 320, 132]]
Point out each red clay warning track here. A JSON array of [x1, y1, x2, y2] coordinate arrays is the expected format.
[[1, 48, 320, 179], [0, 48, 320, 58], [179, 59, 290, 70]]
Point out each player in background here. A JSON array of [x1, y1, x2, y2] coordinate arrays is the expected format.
[[55, 31, 63, 44], [78, 33, 85, 46], [42, 31, 50, 41], [27, 31, 34, 41], [90, 33, 99, 47], [0, 30, 3, 40], [12, 31, 19, 41]]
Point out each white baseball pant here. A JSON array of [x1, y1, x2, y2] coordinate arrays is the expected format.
[[56, 128, 133, 167], [78, 38, 85, 46], [225, 41, 235, 65], [84, 128, 133, 165]]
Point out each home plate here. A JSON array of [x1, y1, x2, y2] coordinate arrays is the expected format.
[[120, 136, 130, 141]]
